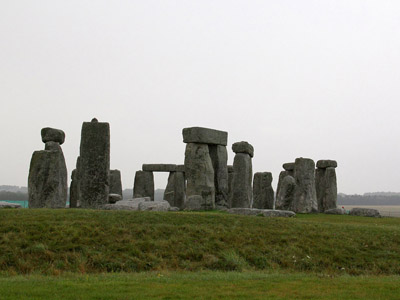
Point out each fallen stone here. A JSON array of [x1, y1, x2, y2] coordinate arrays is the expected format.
[[0, 201, 21, 208], [184, 143, 215, 210], [291, 158, 318, 213], [252, 172, 274, 209], [349, 208, 381, 217], [182, 127, 228, 146], [79, 119, 110, 208], [102, 197, 151, 210], [209, 145, 228, 208], [133, 171, 154, 200], [138, 200, 170, 211], [230, 153, 252, 208], [282, 162, 295, 171], [324, 208, 346, 215], [109, 193, 122, 204], [169, 207, 180, 211], [232, 141, 254, 158], [316, 160, 338, 169], [109, 169, 123, 198], [142, 164, 177, 172], [228, 208, 295, 217], [275, 175, 296, 210], [41, 127, 65, 145]]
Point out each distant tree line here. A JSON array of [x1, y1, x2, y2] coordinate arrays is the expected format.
[[0, 191, 28, 201], [338, 194, 400, 205]]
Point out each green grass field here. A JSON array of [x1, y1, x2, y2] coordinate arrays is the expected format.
[[1, 209, 400, 299]]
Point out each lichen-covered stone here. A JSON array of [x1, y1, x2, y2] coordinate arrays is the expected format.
[[69, 169, 78, 208], [282, 162, 295, 171], [291, 158, 318, 213], [184, 195, 204, 211], [252, 172, 274, 209], [142, 164, 178, 172], [79, 119, 110, 208], [316, 160, 338, 169], [349, 208, 381, 217], [325, 208, 346, 215], [316, 167, 337, 212], [182, 127, 228, 146], [41, 127, 65, 145], [275, 175, 296, 210], [109, 169, 123, 198], [108, 193, 122, 204], [133, 171, 154, 200], [164, 171, 186, 209], [231, 153, 252, 208], [232, 141, 254, 158], [184, 143, 215, 210], [209, 145, 228, 207], [138, 200, 170, 211]]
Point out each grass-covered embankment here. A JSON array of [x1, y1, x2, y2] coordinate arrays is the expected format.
[[1, 209, 400, 275], [2, 272, 400, 300]]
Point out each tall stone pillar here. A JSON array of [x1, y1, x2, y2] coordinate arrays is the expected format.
[[69, 169, 78, 208], [230, 141, 253, 208], [275, 175, 296, 210], [227, 165, 234, 208], [209, 145, 228, 208], [316, 160, 338, 212], [253, 172, 274, 209], [276, 162, 295, 198], [133, 171, 154, 200], [28, 127, 68, 208], [164, 171, 186, 209], [290, 157, 318, 213], [79, 118, 110, 208], [110, 169, 123, 198]]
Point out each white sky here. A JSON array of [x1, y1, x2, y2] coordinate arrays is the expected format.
[[1, 1, 399, 194]]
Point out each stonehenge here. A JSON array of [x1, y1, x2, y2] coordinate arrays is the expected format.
[[27, 121, 340, 215], [230, 141, 253, 208], [28, 127, 68, 208]]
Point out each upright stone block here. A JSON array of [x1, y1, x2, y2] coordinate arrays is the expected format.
[[69, 169, 78, 208], [227, 165, 234, 208], [275, 175, 296, 210], [133, 171, 154, 200], [184, 143, 215, 209], [291, 158, 318, 213], [252, 172, 274, 209], [182, 127, 228, 145], [231, 153, 253, 208], [208, 145, 228, 207], [316, 163, 337, 212], [164, 171, 186, 209], [79, 118, 110, 208], [28, 149, 68, 208], [110, 169, 123, 198]]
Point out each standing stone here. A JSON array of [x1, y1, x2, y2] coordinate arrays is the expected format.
[[276, 163, 295, 198], [208, 145, 228, 207], [164, 171, 186, 209], [252, 172, 274, 209], [290, 158, 318, 213], [231, 151, 253, 208], [227, 165, 234, 208], [79, 118, 110, 208], [184, 143, 215, 210], [316, 161, 338, 212], [69, 169, 78, 208], [133, 171, 154, 200], [275, 175, 296, 210], [28, 128, 68, 208], [109, 169, 123, 198]]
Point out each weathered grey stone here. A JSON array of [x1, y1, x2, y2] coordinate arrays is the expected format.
[[316, 167, 337, 212], [282, 162, 295, 171], [209, 145, 228, 207], [69, 169, 78, 208], [182, 127, 228, 146], [291, 158, 318, 213], [142, 164, 177, 172], [133, 171, 154, 200], [176, 165, 185, 172], [184, 143, 215, 210], [163, 171, 186, 209], [349, 208, 381, 217], [325, 208, 346, 215], [227, 168, 234, 208], [28, 149, 68, 208], [0, 201, 21, 208], [79, 119, 110, 208], [109, 169, 123, 198], [169, 206, 180, 211], [316, 160, 338, 169], [252, 172, 274, 209], [138, 200, 170, 211], [232, 141, 254, 158], [41, 127, 65, 145], [228, 208, 295, 217], [184, 195, 204, 211], [231, 153, 253, 208], [275, 175, 296, 210], [227, 165, 234, 173], [101, 197, 151, 210], [45, 141, 62, 151], [108, 193, 122, 204]]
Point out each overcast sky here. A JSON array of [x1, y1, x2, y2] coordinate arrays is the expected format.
[[1, 1, 399, 194]]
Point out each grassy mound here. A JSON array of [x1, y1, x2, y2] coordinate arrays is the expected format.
[[1, 209, 400, 275]]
